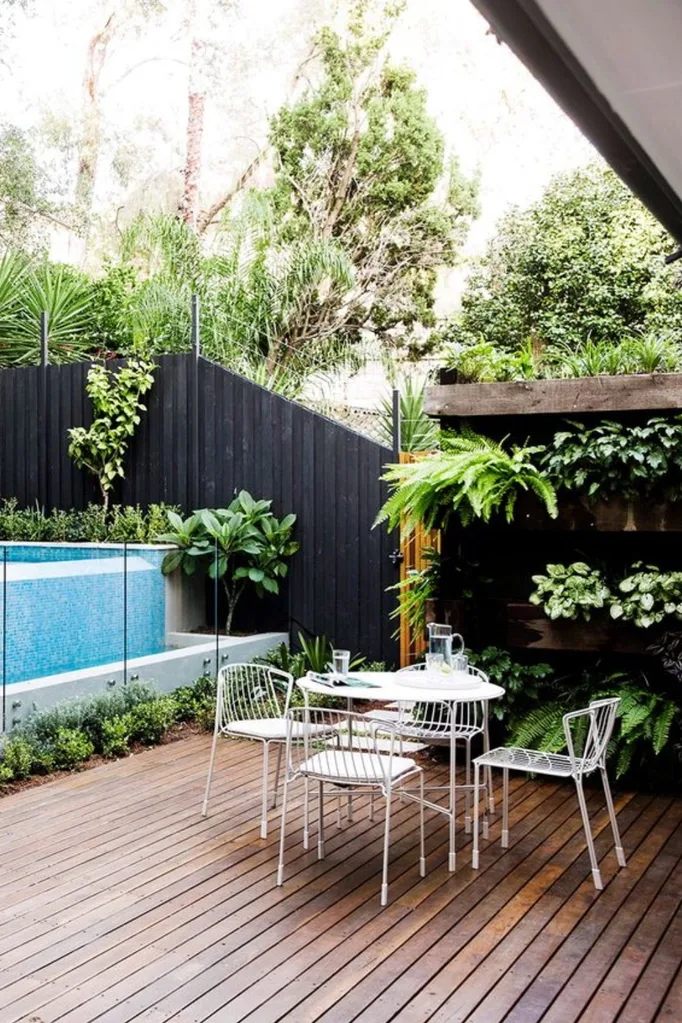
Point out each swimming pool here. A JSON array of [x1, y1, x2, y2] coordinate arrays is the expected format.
[[0, 544, 167, 684], [0, 542, 288, 730]]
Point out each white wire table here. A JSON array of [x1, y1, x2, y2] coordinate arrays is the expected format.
[[296, 671, 505, 871]]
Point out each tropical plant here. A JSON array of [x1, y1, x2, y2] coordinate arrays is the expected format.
[[387, 545, 440, 640], [509, 671, 679, 780], [467, 646, 555, 723], [67, 358, 155, 509], [159, 493, 298, 634], [541, 416, 682, 501], [0, 256, 96, 366], [610, 563, 682, 629], [377, 378, 439, 453], [442, 338, 539, 383], [450, 165, 682, 353], [376, 427, 557, 533], [529, 562, 612, 621]]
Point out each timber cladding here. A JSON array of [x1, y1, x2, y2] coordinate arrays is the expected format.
[[425, 373, 682, 418], [0, 355, 399, 663]]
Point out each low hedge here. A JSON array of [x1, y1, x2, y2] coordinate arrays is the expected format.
[[0, 676, 216, 785]]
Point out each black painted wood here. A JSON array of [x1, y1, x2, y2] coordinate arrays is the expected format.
[[0, 355, 398, 663]]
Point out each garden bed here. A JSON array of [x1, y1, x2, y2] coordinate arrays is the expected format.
[[425, 373, 682, 418], [510, 493, 682, 532], [500, 600, 652, 653]]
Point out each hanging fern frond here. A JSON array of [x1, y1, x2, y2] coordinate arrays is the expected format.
[[375, 428, 557, 533]]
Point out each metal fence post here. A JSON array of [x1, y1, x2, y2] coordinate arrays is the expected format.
[[391, 387, 401, 460], [191, 294, 201, 509], [39, 311, 49, 508]]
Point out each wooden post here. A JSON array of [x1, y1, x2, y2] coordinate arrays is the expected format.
[[398, 451, 441, 667]]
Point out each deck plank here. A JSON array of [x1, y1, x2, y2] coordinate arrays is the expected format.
[[0, 734, 679, 1023]]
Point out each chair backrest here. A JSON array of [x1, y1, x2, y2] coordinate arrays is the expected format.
[[563, 697, 620, 775], [285, 706, 400, 785], [217, 663, 293, 729], [395, 663, 488, 734]]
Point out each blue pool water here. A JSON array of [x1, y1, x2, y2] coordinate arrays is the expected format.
[[0, 545, 167, 683]]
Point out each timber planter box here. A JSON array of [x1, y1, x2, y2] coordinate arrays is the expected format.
[[425, 373, 682, 419], [501, 601, 655, 654], [511, 492, 682, 532]]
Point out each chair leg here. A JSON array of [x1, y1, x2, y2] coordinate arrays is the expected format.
[[369, 791, 375, 822], [419, 771, 426, 877], [465, 740, 472, 834], [472, 760, 480, 869], [201, 727, 220, 817], [575, 776, 603, 890], [303, 776, 310, 850], [601, 766, 626, 868], [381, 787, 393, 906], [272, 743, 283, 809], [449, 723, 457, 872], [318, 780, 325, 860], [260, 742, 269, 840], [483, 703, 495, 814], [502, 767, 509, 848], [276, 772, 290, 886]]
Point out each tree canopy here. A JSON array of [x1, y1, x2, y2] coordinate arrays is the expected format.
[[448, 165, 682, 352]]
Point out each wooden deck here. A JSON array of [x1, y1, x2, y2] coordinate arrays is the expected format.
[[0, 734, 681, 1023]]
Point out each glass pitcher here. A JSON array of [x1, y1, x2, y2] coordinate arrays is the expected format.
[[427, 623, 467, 671]]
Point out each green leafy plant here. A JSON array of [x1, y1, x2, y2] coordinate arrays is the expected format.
[[542, 417, 682, 501], [442, 338, 539, 383], [529, 562, 611, 621], [172, 675, 216, 723], [0, 735, 34, 782], [101, 717, 132, 758], [509, 672, 678, 779], [467, 646, 554, 723], [68, 358, 155, 510], [0, 498, 178, 544], [50, 728, 94, 770], [255, 642, 309, 682], [126, 697, 176, 746], [388, 546, 440, 640], [378, 378, 439, 453], [449, 165, 682, 354], [610, 563, 682, 629], [159, 493, 298, 635], [377, 427, 556, 533]]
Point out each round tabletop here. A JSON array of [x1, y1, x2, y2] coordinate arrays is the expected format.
[[296, 670, 505, 704]]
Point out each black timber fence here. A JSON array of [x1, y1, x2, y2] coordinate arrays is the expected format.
[[0, 354, 399, 663]]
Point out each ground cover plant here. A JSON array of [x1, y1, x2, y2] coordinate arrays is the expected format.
[[0, 499, 177, 543]]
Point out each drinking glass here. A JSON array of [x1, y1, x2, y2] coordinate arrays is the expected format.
[[332, 648, 350, 677], [425, 652, 444, 675]]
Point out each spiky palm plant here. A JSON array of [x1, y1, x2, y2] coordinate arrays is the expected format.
[[0, 259, 95, 366], [375, 427, 557, 533], [378, 377, 439, 453]]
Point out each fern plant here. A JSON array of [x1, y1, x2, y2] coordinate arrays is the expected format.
[[376, 427, 557, 533], [508, 673, 678, 779]]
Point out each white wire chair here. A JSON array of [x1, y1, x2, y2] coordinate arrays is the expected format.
[[276, 706, 426, 906], [367, 662, 495, 832], [202, 663, 295, 839], [472, 697, 626, 890]]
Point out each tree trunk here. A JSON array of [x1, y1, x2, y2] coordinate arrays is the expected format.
[[223, 579, 245, 636], [76, 10, 117, 228], [179, 36, 206, 230]]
